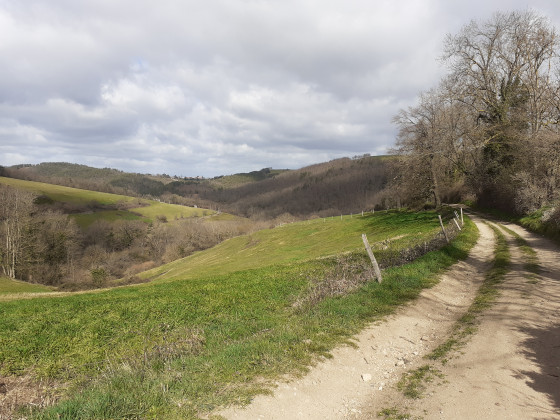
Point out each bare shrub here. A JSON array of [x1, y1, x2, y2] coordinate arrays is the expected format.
[[124, 261, 156, 276], [293, 254, 374, 309], [513, 171, 548, 214]]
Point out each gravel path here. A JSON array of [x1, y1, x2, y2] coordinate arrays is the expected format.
[[373, 221, 560, 419]]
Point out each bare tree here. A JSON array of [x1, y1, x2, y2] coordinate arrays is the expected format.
[[443, 11, 558, 131], [0, 185, 34, 278], [393, 88, 470, 207], [393, 10, 560, 212]]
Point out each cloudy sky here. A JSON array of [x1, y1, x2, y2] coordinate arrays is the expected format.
[[1, 1, 559, 177]]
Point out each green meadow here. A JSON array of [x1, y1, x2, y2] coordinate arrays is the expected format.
[[0, 176, 136, 205], [0, 276, 53, 295], [0, 177, 214, 227], [142, 211, 447, 283], [0, 210, 478, 419]]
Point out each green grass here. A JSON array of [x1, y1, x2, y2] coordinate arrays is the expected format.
[[0, 176, 136, 205], [142, 210, 449, 284], [377, 406, 421, 420], [0, 276, 53, 295], [0, 177, 214, 226], [71, 209, 147, 228], [132, 201, 211, 221], [519, 206, 560, 245], [396, 364, 444, 399], [0, 211, 478, 419]]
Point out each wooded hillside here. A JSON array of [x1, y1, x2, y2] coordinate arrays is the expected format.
[[2, 155, 390, 219]]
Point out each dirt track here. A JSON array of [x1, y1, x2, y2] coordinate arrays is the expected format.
[[219, 217, 560, 419]]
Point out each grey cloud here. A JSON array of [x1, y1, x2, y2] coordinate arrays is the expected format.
[[1, 0, 559, 177]]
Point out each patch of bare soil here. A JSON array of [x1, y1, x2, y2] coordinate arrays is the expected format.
[[218, 218, 496, 419], [0, 375, 62, 420]]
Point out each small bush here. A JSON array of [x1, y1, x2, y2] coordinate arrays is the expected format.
[[91, 268, 108, 287]]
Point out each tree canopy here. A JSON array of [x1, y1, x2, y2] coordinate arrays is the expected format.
[[392, 10, 560, 213]]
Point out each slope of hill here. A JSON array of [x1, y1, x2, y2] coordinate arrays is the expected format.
[[0, 176, 212, 228], [193, 155, 388, 219], [0, 177, 246, 289], [0, 210, 475, 419], [0, 276, 53, 295]]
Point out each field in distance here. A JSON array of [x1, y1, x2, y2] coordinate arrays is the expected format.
[[0, 276, 53, 295], [0, 176, 215, 227]]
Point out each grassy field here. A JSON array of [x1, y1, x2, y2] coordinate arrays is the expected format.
[[0, 176, 136, 205], [0, 276, 53, 295], [0, 210, 478, 419], [142, 211, 446, 284], [0, 177, 214, 227], [132, 201, 212, 221]]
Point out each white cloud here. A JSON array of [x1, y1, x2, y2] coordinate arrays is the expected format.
[[0, 0, 559, 176]]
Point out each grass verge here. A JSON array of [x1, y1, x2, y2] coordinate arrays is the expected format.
[[518, 206, 560, 245], [1, 213, 478, 419]]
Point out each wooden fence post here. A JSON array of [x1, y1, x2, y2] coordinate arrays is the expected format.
[[453, 218, 462, 231], [453, 211, 462, 231], [362, 234, 383, 283], [460, 207, 464, 225], [438, 215, 449, 243]]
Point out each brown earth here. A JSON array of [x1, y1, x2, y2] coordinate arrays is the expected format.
[[218, 217, 560, 419], [0, 375, 63, 420]]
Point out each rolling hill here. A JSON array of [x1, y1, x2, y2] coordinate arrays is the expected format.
[[0, 209, 476, 419], [1, 155, 390, 219]]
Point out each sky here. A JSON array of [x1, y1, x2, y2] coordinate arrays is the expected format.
[[1, 1, 559, 177]]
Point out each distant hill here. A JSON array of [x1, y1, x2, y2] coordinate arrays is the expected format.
[[2, 155, 390, 219], [201, 155, 390, 218]]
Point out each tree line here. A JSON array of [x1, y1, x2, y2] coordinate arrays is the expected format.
[[391, 10, 560, 217]]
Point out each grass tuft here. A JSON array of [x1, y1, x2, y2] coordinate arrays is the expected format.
[[396, 364, 444, 399], [377, 406, 421, 420]]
